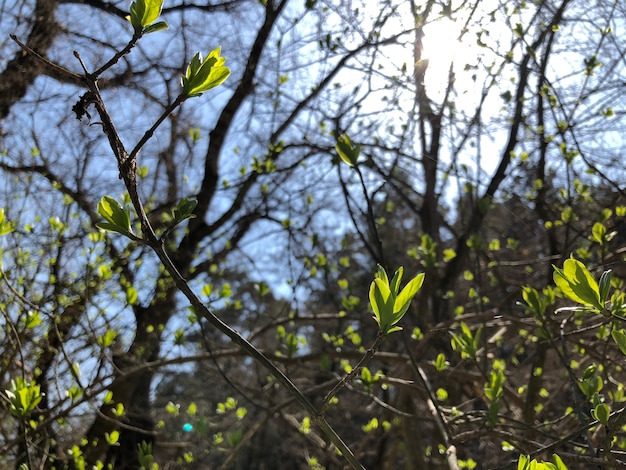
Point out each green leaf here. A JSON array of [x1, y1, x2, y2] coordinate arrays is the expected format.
[[227, 428, 243, 447], [182, 48, 231, 97], [94, 222, 126, 236], [126, 286, 138, 305], [442, 248, 456, 261], [103, 390, 114, 404], [105, 430, 120, 445], [435, 353, 447, 371], [0, 208, 15, 236], [97, 196, 132, 236], [166, 401, 180, 415], [518, 455, 529, 470], [202, 283, 213, 297], [579, 374, 603, 398], [582, 363, 597, 380], [256, 280, 270, 296], [553, 257, 602, 310], [361, 367, 372, 385], [369, 265, 424, 334], [389, 267, 403, 295], [393, 272, 424, 318], [113, 403, 125, 416], [591, 222, 606, 244], [128, 0, 143, 30], [473, 324, 483, 353], [335, 134, 360, 167], [23, 311, 41, 329], [6, 379, 43, 418], [127, 0, 167, 33], [376, 264, 389, 285], [370, 277, 393, 331], [173, 197, 198, 223], [236, 407, 247, 419], [451, 322, 481, 359], [142, 20, 168, 34], [98, 329, 117, 348], [592, 403, 610, 425], [552, 454, 567, 470], [66, 385, 82, 402], [598, 269, 612, 304], [461, 322, 472, 338], [522, 287, 542, 316], [612, 329, 626, 356], [140, 0, 163, 25]]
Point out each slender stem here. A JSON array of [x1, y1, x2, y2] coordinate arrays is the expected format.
[[147, 237, 365, 469], [130, 95, 186, 159], [320, 331, 384, 415], [9, 34, 83, 83], [93, 33, 141, 78]]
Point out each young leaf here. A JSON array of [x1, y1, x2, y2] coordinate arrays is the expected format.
[[522, 287, 543, 316], [518, 455, 529, 470], [612, 329, 626, 356], [6, 379, 43, 418], [376, 264, 389, 285], [181, 48, 231, 97], [591, 222, 606, 244], [335, 134, 360, 167], [552, 454, 567, 470], [127, 0, 168, 34], [451, 322, 481, 359], [96, 196, 133, 236], [473, 324, 483, 355], [592, 403, 610, 426], [553, 257, 602, 310], [370, 277, 393, 331], [435, 353, 447, 371], [105, 430, 120, 445], [389, 267, 403, 295], [126, 286, 138, 305], [142, 21, 169, 34], [598, 269, 612, 304], [369, 265, 424, 335], [393, 272, 425, 318], [173, 197, 198, 223], [0, 208, 15, 236], [361, 367, 372, 386]]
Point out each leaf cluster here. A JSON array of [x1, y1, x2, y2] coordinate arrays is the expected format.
[[127, 0, 168, 35], [368, 265, 424, 334]]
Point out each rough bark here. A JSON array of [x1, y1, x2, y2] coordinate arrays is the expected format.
[[1, 0, 62, 119]]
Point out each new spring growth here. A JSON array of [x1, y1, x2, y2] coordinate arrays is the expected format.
[[181, 48, 231, 98], [369, 265, 424, 335], [127, 0, 168, 35], [336, 134, 361, 167], [553, 256, 606, 310]]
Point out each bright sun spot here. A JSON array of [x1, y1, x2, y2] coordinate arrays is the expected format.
[[420, 17, 469, 98], [422, 18, 464, 76], [379, 8, 478, 102]]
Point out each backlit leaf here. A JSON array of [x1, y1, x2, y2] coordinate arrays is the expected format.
[[182, 48, 231, 97], [553, 257, 602, 309]]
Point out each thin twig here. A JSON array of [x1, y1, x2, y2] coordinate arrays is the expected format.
[[9, 34, 83, 83], [320, 330, 385, 415]]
